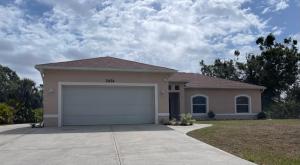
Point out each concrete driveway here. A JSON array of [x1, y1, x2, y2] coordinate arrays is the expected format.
[[0, 124, 254, 165]]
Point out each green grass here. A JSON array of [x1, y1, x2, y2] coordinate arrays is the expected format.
[[187, 119, 300, 165]]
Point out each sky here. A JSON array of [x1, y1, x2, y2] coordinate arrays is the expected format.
[[0, 0, 299, 84]]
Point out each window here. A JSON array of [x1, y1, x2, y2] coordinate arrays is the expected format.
[[192, 95, 207, 113], [168, 85, 172, 90], [236, 96, 250, 113], [175, 85, 180, 90]]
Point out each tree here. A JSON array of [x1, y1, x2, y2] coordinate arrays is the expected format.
[[199, 33, 300, 108], [13, 79, 42, 123], [0, 65, 20, 103], [200, 59, 241, 81], [0, 65, 43, 123], [286, 83, 300, 102], [244, 34, 299, 106], [0, 103, 14, 124]]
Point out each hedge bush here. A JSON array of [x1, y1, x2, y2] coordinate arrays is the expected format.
[[207, 111, 215, 119], [0, 103, 14, 124], [180, 113, 195, 126], [267, 101, 300, 119], [33, 108, 43, 123], [257, 111, 267, 119]]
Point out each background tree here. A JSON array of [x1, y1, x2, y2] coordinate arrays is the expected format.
[[13, 79, 42, 123], [0, 65, 43, 123], [0, 65, 20, 103], [200, 59, 241, 81], [244, 34, 299, 107], [286, 82, 300, 102], [200, 33, 300, 110]]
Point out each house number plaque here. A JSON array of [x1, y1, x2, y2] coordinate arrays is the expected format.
[[106, 79, 115, 83]]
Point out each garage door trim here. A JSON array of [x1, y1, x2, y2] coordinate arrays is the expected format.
[[58, 82, 158, 127]]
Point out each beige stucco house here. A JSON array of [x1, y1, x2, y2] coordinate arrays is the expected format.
[[35, 56, 265, 127]]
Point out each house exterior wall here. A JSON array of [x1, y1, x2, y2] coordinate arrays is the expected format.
[[42, 69, 171, 126], [184, 88, 262, 119]]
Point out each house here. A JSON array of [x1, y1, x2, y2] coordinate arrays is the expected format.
[[35, 56, 265, 127]]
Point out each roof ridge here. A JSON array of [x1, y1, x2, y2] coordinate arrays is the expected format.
[[104, 56, 176, 70], [173, 72, 265, 89], [35, 56, 177, 73], [36, 56, 106, 66], [37, 56, 176, 70]]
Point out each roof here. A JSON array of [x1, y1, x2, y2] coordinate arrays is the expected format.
[[168, 72, 265, 90], [35, 57, 264, 90], [35, 56, 176, 73]]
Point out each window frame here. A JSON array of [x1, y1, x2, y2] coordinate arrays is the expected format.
[[191, 95, 209, 115], [235, 95, 251, 114]]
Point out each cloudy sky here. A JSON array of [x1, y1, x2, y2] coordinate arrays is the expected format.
[[0, 0, 299, 84]]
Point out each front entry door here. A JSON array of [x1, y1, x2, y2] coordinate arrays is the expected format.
[[169, 92, 180, 120]]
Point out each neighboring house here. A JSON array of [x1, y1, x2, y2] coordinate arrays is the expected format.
[[35, 56, 265, 127]]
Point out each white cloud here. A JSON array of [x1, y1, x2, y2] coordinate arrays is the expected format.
[[262, 0, 289, 14], [229, 33, 257, 45], [274, 0, 289, 10], [0, 0, 268, 84], [271, 26, 283, 36], [262, 7, 270, 14]]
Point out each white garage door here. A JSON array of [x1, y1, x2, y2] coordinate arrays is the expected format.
[[62, 85, 155, 126]]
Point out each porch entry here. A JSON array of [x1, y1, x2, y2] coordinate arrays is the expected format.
[[169, 92, 180, 120]]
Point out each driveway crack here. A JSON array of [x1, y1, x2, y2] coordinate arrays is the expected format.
[[110, 125, 122, 165]]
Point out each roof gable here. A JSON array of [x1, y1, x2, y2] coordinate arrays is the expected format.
[[35, 56, 176, 73]]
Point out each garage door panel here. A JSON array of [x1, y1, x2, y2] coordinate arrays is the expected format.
[[62, 85, 155, 125], [63, 87, 154, 103], [64, 115, 154, 125], [63, 106, 154, 116]]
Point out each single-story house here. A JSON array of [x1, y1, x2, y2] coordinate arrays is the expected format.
[[35, 56, 265, 127]]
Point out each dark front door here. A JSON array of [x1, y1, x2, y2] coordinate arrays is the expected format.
[[169, 92, 180, 120]]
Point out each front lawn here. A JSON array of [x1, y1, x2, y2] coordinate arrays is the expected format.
[[187, 119, 300, 165]]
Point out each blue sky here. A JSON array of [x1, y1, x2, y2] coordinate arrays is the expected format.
[[0, 0, 299, 84]]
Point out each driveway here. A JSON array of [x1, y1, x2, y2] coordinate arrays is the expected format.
[[0, 124, 254, 165]]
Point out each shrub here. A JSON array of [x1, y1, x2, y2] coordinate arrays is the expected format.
[[14, 107, 35, 123], [180, 113, 195, 126], [0, 103, 14, 124], [162, 118, 177, 125], [207, 111, 215, 119], [257, 111, 267, 119], [267, 101, 300, 119], [169, 118, 178, 125], [33, 108, 43, 123]]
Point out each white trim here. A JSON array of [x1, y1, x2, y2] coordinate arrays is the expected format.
[[58, 82, 159, 127], [58, 83, 62, 127], [191, 113, 258, 117], [44, 114, 58, 118], [234, 94, 252, 114], [190, 94, 209, 116], [216, 113, 257, 116], [154, 84, 159, 123], [191, 113, 207, 117], [158, 113, 169, 117]]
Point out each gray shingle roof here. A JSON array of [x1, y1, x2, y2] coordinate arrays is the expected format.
[[168, 72, 265, 90], [35, 56, 177, 73], [36, 56, 265, 90]]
